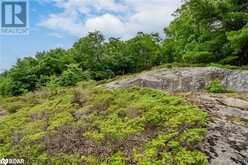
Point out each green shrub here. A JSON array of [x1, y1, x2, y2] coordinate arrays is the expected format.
[[0, 85, 208, 164], [206, 80, 224, 93], [103, 152, 126, 165], [59, 64, 91, 86], [0, 77, 12, 96]]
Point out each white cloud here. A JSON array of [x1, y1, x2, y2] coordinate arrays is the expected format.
[[92, 0, 128, 12], [39, 12, 85, 36], [85, 14, 126, 37], [39, 0, 183, 39]]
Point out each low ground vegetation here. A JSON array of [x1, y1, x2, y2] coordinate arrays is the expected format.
[[0, 82, 208, 164]]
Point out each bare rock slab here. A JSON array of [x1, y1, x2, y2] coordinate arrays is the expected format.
[[106, 67, 248, 92]]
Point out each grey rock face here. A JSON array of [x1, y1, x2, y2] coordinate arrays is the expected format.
[[105, 67, 248, 165], [184, 93, 248, 165], [106, 67, 248, 92]]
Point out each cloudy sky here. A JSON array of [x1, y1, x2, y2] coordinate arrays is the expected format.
[[0, 0, 182, 71]]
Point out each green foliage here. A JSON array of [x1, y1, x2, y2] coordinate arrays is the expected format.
[[0, 77, 13, 96], [36, 48, 74, 76], [59, 64, 91, 86], [125, 32, 163, 72], [227, 26, 248, 65], [45, 75, 61, 90], [134, 132, 208, 165], [0, 32, 164, 96], [102, 152, 126, 165], [219, 56, 240, 65], [0, 84, 208, 164], [183, 51, 213, 64], [48, 111, 74, 130], [165, 0, 248, 65], [206, 80, 224, 93], [228, 27, 248, 50]]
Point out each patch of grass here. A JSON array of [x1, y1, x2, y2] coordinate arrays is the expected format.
[[0, 83, 208, 164]]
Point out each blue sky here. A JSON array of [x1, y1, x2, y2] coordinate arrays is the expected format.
[[0, 0, 182, 71]]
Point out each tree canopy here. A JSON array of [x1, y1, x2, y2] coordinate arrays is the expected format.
[[0, 0, 247, 96], [165, 0, 248, 65]]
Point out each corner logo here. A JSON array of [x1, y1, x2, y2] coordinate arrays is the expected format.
[[0, 158, 24, 165], [0, 0, 29, 35], [0, 158, 7, 165]]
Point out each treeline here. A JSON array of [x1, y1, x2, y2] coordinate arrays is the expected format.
[[0, 0, 247, 96], [0, 32, 165, 96]]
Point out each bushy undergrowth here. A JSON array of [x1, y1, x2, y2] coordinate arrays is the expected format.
[[0, 82, 208, 164], [206, 80, 234, 93], [206, 80, 224, 93]]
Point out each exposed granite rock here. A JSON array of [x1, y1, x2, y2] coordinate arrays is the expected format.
[[216, 97, 248, 111], [105, 67, 248, 165], [183, 93, 248, 165], [106, 67, 248, 92]]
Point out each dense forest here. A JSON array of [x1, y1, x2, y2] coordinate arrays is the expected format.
[[0, 0, 247, 96]]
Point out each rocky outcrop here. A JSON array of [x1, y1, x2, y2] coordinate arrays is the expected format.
[[182, 93, 248, 165], [105, 67, 248, 165], [106, 67, 248, 92]]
